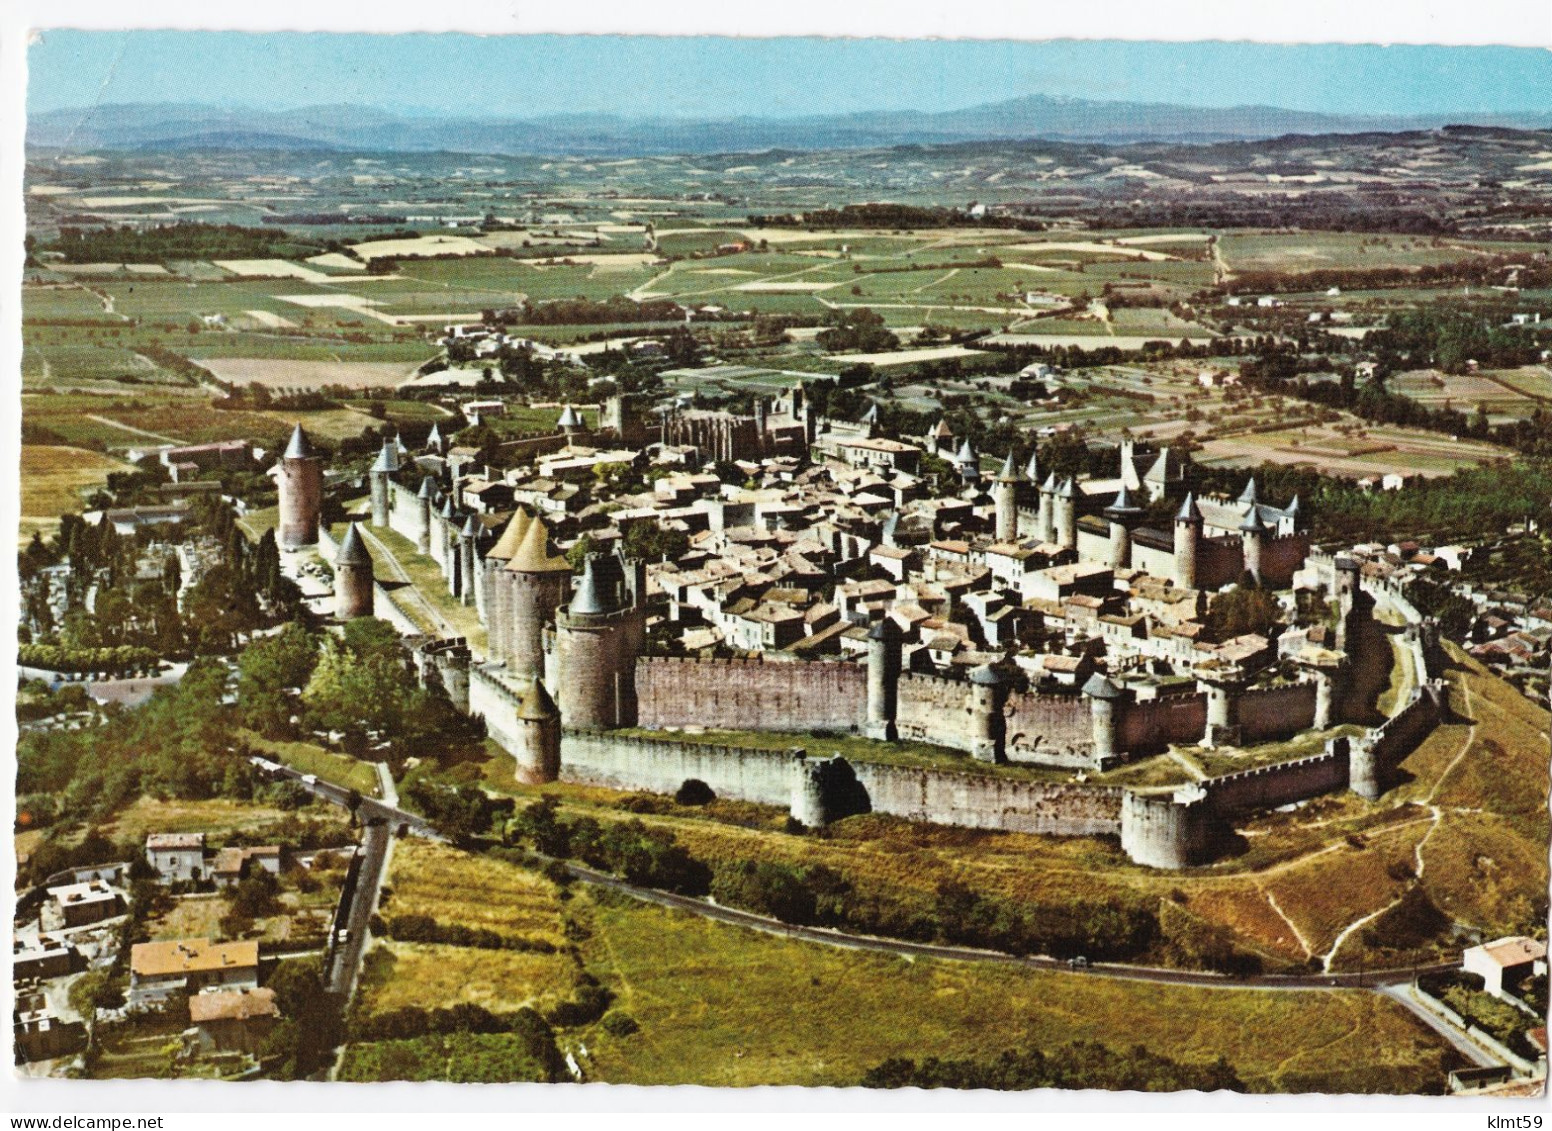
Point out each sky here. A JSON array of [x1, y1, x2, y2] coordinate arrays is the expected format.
[[26, 31, 1552, 119]]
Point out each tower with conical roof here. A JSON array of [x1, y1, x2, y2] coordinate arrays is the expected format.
[[334, 522, 375, 620], [502, 515, 572, 680], [369, 440, 401, 528], [553, 552, 645, 729], [513, 677, 562, 784], [955, 439, 980, 486], [483, 509, 531, 664], [557, 403, 583, 445], [1239, 507, 1266, 585], [1104, 483, 1142, 570], [1054, 477, 1078, 551], [276, 424, 323, 549], [458, 513, 482, 606], [1082, 672, 1126, 766], [1173, 492, 1202, 590], [1037, 472, 1058, 544], [414, 476, 436, 554], [993, 451, 1020, 543]]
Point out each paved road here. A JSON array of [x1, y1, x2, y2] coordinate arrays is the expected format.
[[562, 858, 1453, 992], [1376, 983, 1501, 1068], [325, 819, 390, 999]]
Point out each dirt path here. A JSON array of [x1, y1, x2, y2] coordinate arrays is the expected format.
[[1264, 889, 1314, 958], [1210, 237, 1229, 286], [1321, 676, 1478, 973], [911, 268, 959, 294], [84, 413, 183, 444]]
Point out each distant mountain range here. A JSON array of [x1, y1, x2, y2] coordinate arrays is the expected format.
[[28, 96, 1552, 156]]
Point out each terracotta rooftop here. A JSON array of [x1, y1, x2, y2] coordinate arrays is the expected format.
[[189, 987, 278, 1024], [131, 938, 259, 978]]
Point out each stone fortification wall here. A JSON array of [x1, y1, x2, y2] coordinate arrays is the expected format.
[[895, 671, 977, 750], [1355, 682, 1444, 785], [387, 481, 423, 543], [497, 432, 569, 461], [635, 656, 867, 733], [555, 728, 1122, 836], [1198, 747, 1347, 816], [1003, 687, 1094, 764], [561, 729, 797, 805], [1075, 528, 1109, 564], [1195, 536, 1244, 590], [1117, 693, 1207, 752], [320, 526, 425, 638], [1237, 681, 1318, 743], [853, 761, 1121, 836], [1259, 532, 1312, 588], [1131, 543, 1174, 580], [470, 664, 527, 756]]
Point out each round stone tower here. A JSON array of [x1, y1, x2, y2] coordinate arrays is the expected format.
[[414, 476, 436, 553], [276, 424, 323, 549], [1120, 788, 1216, 869], [1104, 483, 1142, 571], [992, 451, 1020, 543], [513, 678, 562, 785], [333, 522, 375, 620], [1347, 734, 1382, 801], [1083, 672, 1125, 767], [1202, 677, 1242, 748], [1239, 508, 1265, 585], [458, 513, 481, 606], [483, 509, 530, 662], [503, 516, 572, 680], [865, 616, 902, 741], [1172, 492, 1202, 590], [553, 553, 644, 730], [1055, 477, 1078, 551], [967, 663, 1008, 762], [369, 440, 400, 528], [1037, 472, 1058, 544], [789, 751, 830, 829]]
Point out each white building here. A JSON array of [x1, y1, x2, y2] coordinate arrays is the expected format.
[[1462, 936, 1547, 1001], [145, 833, 206, 882]]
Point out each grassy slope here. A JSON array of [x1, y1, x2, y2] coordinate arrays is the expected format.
[[575, 894, 1454, 1093]]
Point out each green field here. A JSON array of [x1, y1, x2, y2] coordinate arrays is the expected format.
[[243, 732, 382, 797], [574, 893, 1456, 1092]]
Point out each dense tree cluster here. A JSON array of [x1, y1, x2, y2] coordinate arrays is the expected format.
[[47, 222, 314, 263], [342, 1004, 566, 1083], [748, 203, 1043, 231], [488, 296, 685, 327], [815, 307, 899, 354], [509, 797, 710, 895], [17, 659, 260, 828], [1205, 586, 1281, 640]]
